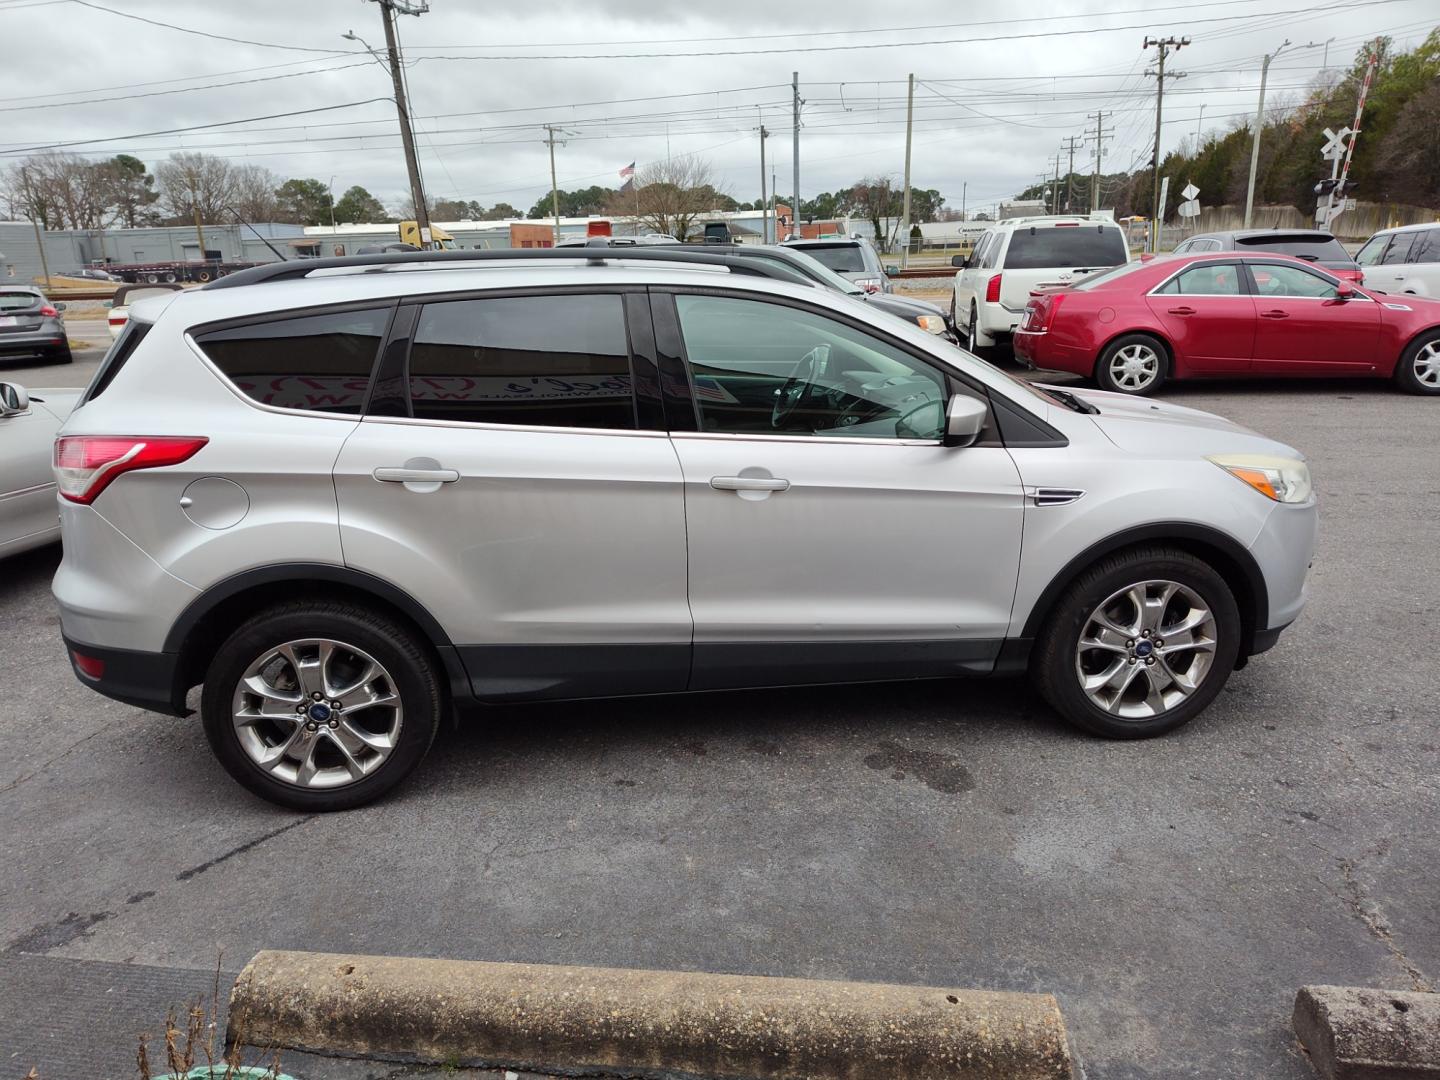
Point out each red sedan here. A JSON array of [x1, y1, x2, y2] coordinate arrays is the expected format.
[[1013, 252, 1440, 396]]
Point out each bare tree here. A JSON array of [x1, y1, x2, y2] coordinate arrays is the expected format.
[[155, 152, 236, 224], [230, 164, 281, 221], [607, 155, 723, 240], [848, 176, 896, 248], [5, 151, 118, 229]]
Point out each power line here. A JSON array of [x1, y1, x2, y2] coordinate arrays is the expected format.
[[63, 0, 357, 55]]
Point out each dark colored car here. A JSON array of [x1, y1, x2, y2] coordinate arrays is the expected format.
[[1013, 251, 1440, 396], [1173, 230, 1362, 283], [0, 286, 70, 364], [781, 236, 895, 293]]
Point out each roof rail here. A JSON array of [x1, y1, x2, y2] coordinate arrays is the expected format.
[[202, 247, 794, 290]]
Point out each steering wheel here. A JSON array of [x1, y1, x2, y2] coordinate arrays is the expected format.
[[771, 344, 830, 429]]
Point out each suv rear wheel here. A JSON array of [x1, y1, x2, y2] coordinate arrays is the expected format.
[[1032, 547, 1241, 738], [201, 601, 443, 811]]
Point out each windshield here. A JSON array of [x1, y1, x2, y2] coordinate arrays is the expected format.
[[0, 291, 40, 311], [775, 247, 865, 293], [1005, 226, 1127, 270], [1070, 258, 1150, 290], [798, 244, 869, 274], [1236, 235, 1351, 262]]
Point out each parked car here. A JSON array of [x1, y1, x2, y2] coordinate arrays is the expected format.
[[953, 215, 1129, 355], [1, 381, 79, 556], [782, 236, 896, 293], [0, 286, 71, 364], [1014, 251, 1440, 395], [55, 248, 1316, 810], [1172, 229, 1362, 283], [1354, 222, 1440, 298], [107, 282, 184, 338], [61, 267, 121, 282]]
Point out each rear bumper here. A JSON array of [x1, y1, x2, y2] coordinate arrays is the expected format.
[[62, 634, 188, 716], [1013, 329, 1092, 374], [0, 329, 66, 353]]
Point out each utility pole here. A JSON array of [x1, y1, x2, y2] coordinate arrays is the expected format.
[[1244, 40, 1290, 228], [372, 0, 432, 248], [758, 122, 770, 244], [900, 74, 914, 268], [1051, 154, 1062, 214], [1062, 135, 1082, 212], [1143, 35, 1188, 252], [543, 125, 566, 245], [186, 174, 207, 263], [1087, 111, 1111, 213], [791, 71, 801, 238]]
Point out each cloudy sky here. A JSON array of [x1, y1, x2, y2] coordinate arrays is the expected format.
[[1, 0, 1433, 218]]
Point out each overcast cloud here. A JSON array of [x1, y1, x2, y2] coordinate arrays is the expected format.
[[1, 0, 1433, 218]]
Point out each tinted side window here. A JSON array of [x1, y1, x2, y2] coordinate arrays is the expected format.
[[675, 294, 947, 440], [1407, 229, 1440, 263], [408, 294, 635, 429], [81, 319, 151, 404], [1170, 263, 1242, 295], [195, 307, 389, 414], [1249, 264, 1339, 299], [1381, 233, 1417, 265], [1004, 226, 1127, 269]]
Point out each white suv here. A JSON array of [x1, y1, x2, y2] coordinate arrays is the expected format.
[[953, 215, 1130, 353], [1355, 223, 1440, 298], [54, 249, 1315, 811]]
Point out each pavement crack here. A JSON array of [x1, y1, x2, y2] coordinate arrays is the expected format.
[[175, 815, 317, 882], [1313, 839, 1434, 992], [0, 727, 107, 795]]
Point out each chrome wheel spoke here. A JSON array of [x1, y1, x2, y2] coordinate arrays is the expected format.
[[1105, 663, 1146, 713], [337, 719, 395, 754], [1082, 658, 1129, 693], [293, 732, 323, 787], [326, 729, 368, 780], [1079, 626, 1130, 655]]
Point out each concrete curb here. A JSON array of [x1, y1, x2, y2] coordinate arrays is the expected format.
[[1294, 985, 1440, 1079], [228, 950, 1074, 1080]]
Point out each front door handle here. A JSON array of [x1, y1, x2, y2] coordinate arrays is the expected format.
[[711, 475, 790, 492], [1167, 306, 1197, 315], [1259, 309, 1290, 319], [374, 467, 460, 483]]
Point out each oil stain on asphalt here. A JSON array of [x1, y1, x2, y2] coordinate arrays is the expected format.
[[863, 740, 975, 794]]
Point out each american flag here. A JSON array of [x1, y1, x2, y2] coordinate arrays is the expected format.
[[619, 162, 635, 180]]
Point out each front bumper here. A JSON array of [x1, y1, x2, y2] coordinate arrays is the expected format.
[[62, 634, 188, 716]]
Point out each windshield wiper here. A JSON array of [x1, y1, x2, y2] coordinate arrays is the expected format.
[[1044, 387, 1100, 414]]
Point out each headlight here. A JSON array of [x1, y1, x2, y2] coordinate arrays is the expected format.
[[915, 314, 946, 334], [1209, 454, 1312, 504]]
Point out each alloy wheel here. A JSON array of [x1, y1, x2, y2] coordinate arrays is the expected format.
[[1414, 340, 1440, 388], [1108, 343, 1161, 391], [231, 638, 403, 790], [1074, 580, 1218, 719]]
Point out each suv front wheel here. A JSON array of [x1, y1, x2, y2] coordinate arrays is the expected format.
[[201, 601, 443, 811], [1032, 547, 1241, 738]]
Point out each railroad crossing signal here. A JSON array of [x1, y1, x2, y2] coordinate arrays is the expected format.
[[1321, 127, 1352, 162]]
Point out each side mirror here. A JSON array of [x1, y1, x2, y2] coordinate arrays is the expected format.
[[0, 381, 30, 417], [885, 264, 900, 278], [951, 255, 969, 269], [944, 395, 989, 447], [102, 300, 114, 309], [1336, 281, 1355, 299], [53, 302, 67, 312]]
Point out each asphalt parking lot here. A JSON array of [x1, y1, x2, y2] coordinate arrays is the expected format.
[[2, 333, 1437, 1079]]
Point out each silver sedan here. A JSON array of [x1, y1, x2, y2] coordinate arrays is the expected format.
[[1, 381, 79, 557]]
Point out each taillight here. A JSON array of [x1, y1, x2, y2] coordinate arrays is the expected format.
[[72, 650, 105, 680], [108, 313, 127, 325], [985, 274, 1002, 304], [39, 304, 59, 317], [53, 436, 207, 504]]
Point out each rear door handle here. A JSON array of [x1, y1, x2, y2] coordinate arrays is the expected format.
[[1259, 310, 1289, 319], [711, 475, 790, 492], [1167, 306, 1197, 315], [374, 467, 460, 483]]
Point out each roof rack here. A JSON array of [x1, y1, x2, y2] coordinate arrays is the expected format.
[[202, 247, 794, 290]]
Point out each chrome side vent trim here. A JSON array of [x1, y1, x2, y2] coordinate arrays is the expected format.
[[1029, 487, 1086, 507]]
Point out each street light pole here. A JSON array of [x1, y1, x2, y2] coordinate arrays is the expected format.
[[1244, 40, 1289, 228], [900, 74, 914, 269]]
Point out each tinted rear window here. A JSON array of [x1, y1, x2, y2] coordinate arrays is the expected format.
[[194, 307, 390, 414], [1071, 259, 1151, 290], [1235, 235, 1351, 262], [798, 245, 869, 273], [81, 319, 151, 404], [0, 291, 41, 311], [1004, 227, 1127, 269]]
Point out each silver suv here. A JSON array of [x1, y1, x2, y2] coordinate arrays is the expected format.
[[54, 249, 1317, 810]]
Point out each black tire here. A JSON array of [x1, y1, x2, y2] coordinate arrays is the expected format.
[[1393, 328, 1440, 395], [196, 270, 212, 283], [1095, 333, 1169, 396], [200, 601, 443, 811], [965, 301, 991, 358], [49, 344, 73, 364], [1031, 546, 1241, 739]]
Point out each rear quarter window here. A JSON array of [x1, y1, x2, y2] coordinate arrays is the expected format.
[[193, 306, 392, 414], [1003, 226, 1127, 270], [80, 319, 151, 404]]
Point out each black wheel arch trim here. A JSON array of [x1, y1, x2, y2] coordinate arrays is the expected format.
[[1018, 522, 1269, 655]]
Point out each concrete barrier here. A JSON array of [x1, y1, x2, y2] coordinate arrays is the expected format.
[[228, 950, 1074, 1080], [1294, 985, 1440, 1079]]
